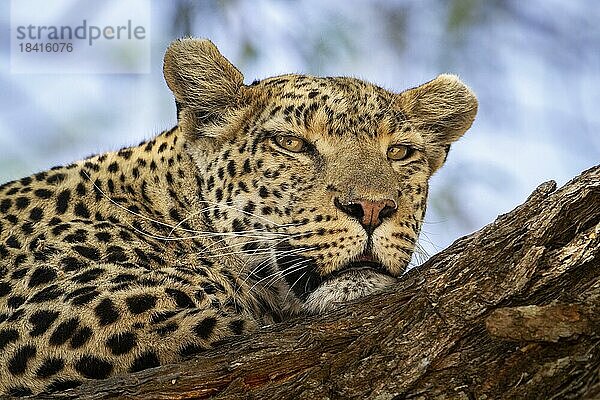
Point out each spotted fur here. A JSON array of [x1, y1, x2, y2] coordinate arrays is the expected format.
[[0, 38, 477, 396]]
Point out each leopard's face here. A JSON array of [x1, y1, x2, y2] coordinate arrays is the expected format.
[[164, 39, 477, 313]]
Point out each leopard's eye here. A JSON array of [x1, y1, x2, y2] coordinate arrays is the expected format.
[[274, 135, 307, 153], [387, 145, 412, 161]]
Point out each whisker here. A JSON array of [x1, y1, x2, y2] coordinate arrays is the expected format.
[[82, 170, 206, 236], [194, 199, 297, 228], [242, 245, 313, 281], [263, 259, 313, 290], [196, 230, 295, 256], [283, 271, 308, 302], [201, 228, 316, 259], [127, 223, 285, 243], [167, 208, 206, 237], [244, 250, 314, 294], [82, 171, 302, 241]]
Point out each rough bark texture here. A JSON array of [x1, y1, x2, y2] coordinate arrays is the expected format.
[[39, 165, 600, 400]]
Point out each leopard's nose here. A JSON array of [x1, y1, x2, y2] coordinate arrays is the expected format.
[[334, 197, 397, 234]]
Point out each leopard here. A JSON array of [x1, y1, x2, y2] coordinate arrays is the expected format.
[[0, 38, 477, 396]]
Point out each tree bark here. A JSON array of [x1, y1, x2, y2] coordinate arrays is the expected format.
[[41, 165, 600, 400]]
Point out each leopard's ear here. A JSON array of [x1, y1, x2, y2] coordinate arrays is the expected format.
[[163, 38, 244, 134], [398, 74, 478, 172]]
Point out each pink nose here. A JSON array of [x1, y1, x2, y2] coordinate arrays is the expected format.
[[334, 198, 398, 233]]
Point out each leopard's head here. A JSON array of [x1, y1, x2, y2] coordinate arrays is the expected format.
[[164, 38, 477, 314]]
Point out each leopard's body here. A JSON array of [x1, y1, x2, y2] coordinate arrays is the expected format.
[[0, 39, 477, 396]]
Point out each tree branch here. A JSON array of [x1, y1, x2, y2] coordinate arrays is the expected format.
[[42, 165, 600, 400]]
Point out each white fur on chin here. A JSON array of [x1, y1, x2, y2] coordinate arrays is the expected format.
[[302, 269, 396, 314]]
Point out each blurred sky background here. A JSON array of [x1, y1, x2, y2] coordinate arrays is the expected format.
[[0, 0, 598, 263]]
